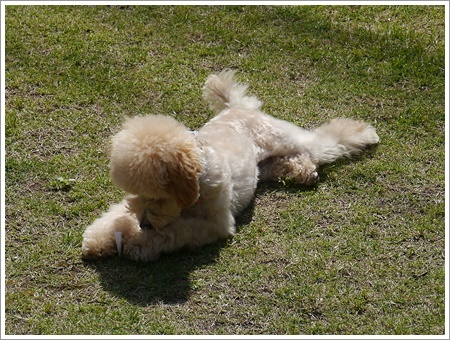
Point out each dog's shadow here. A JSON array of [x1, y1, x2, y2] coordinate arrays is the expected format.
[[84, 241, 225, 306], [83, 205, 255, 306], [84, 146, 378, 306]]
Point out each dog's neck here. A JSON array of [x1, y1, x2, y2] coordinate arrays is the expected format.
[[191, 130, 203, 150], [191, 130, 208, 205]]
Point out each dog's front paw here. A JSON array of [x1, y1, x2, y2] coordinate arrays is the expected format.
[[122, 231, 161, 262], [81, 235, 117, 260]]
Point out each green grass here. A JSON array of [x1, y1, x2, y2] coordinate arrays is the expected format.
[[4, 5, 446, 335]]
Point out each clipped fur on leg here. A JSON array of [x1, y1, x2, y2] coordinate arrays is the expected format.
[[122, 211, 236, 262]]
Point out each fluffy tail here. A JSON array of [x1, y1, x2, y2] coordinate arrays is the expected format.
[[309, 118, 380, 165], [203, 70, 262, 113]]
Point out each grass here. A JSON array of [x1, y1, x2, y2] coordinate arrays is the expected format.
[[3, 4, 446, 335]]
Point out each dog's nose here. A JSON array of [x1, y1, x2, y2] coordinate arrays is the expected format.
[[140, 217, 153, 229]]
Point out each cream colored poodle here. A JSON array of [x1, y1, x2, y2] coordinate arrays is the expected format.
[[82, 70, 379, 262]]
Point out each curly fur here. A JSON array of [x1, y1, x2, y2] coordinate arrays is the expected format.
[[82, 70, 379, 262]]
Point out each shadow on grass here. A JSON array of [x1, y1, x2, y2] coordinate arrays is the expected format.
[[318, 143, 380, 180], [83, 243, 223, 306]]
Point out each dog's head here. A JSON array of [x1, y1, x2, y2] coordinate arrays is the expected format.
[[109, 114, 203, 230]]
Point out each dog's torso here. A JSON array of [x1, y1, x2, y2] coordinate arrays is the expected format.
[[191, 111, 260, 219]]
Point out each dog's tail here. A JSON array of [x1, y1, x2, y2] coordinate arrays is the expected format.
[[308, 118, 380, 165], [203, 70, 262, 113]]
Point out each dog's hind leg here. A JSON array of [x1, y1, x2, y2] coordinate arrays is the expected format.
[[258, 154, 319, 185], [307, 118, 380, 164], [253, 115, 378, 167]]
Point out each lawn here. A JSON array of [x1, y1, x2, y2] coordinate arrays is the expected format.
[[3, 4, 446, 335]]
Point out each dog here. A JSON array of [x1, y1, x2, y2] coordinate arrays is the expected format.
[[81, 70, 379, 262]]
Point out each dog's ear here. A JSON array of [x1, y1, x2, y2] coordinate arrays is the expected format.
[[166, 149, 202, 208]]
